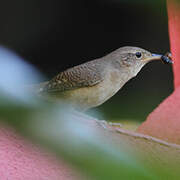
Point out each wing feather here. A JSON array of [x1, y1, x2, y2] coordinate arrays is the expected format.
[[42, 60, 104, 93]]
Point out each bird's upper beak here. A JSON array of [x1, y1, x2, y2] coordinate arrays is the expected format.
[[143, 54, 162, 62]]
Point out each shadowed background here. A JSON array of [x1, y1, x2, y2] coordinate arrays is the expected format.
[[0, 0, 173, 121]]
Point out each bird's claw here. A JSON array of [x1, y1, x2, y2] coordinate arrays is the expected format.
[[95, 120, 122, 130], [108, 122, 123, 127]]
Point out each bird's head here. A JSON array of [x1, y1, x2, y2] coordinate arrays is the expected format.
[[110, 46, 172, 77]]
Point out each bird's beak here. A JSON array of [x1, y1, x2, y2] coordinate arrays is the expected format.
[[142, 53, 173, 64], [143, 54, 162, 62]]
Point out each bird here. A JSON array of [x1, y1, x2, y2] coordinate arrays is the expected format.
[[38, 46, 172, 111]]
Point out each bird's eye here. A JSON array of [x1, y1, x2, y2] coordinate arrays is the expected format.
[[135, 52, 142, 58]]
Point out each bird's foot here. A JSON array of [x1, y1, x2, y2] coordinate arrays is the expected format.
[[108, 122, 123, 127], [95, 120, 109, 129], [95, 120, 122, 130]]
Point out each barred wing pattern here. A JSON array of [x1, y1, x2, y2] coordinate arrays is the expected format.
[[42, 60, 104, 93]]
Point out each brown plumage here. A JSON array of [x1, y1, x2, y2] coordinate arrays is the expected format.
[[43, 59, 105, 92], [39, 46, 172, 111]]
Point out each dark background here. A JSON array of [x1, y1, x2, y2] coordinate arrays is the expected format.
[[0, 0, 173, 121]]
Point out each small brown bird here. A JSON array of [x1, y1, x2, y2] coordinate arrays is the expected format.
[[39, 46, 172, 111]]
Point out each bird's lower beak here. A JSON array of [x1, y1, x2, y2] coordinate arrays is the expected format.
[[143, 54, 162, 62]]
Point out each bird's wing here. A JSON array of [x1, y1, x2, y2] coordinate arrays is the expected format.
[[42, 61, 104, 93]]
